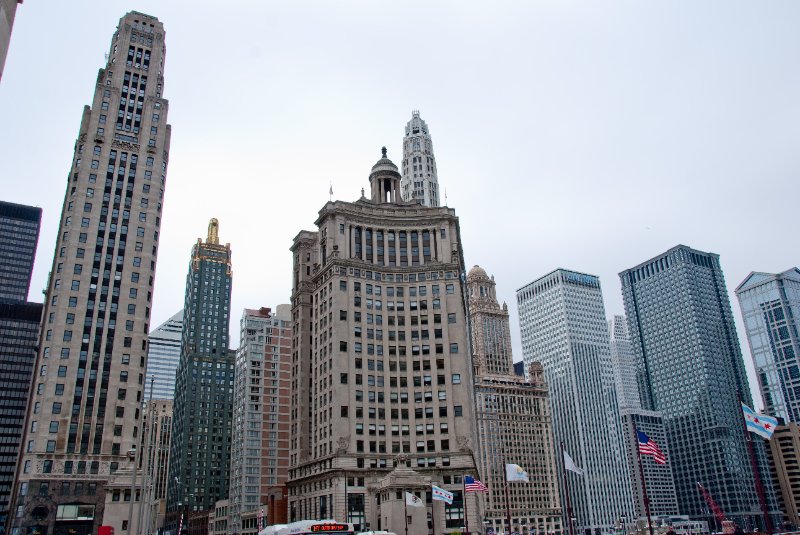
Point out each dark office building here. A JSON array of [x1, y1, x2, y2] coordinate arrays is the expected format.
[[167, 220, 234, 526], [0, 201, 41, 302], [620, 245, 780, 530], [0, 301, 42, 533]]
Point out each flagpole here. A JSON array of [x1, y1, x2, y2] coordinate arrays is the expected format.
[[560, 442, 574, 535], [404, 490, 409, 535], [632, 423, 655, 535], [502, 465, 512, 535], [463, 477, 470, 535], [737, 391, 772, 534]]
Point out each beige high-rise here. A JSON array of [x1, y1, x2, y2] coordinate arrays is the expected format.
[[11, 11, 170, 535], [467, 266, 562, 535], [289, 148, 478, 534]]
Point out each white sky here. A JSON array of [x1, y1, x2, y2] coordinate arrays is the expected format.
[[1, 1, 798, 409]]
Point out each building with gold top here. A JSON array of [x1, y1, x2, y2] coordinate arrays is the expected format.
[[467, 265, 562, 535], [288, 148, 478, 534], [166, 220, 235, 529]]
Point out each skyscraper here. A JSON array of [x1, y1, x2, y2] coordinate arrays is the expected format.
[[0, 301, 42, 532], [145, 310, 183, 400], [735, 268, 800, 423], [0, 200, 43, 532], [229, 306, 292, 534], [608, 316, 641, 411], [400, 111, 440, 207], [288, 148, 477, 533], [517, 269, 635, 533], [620, 245, 779, 529], [0, 0, 23, 83], [607, 317, 678, 521], [467, 266, 561, 535], [11, 12, 170, 535], [0, 201, 41, 302], [167, 220, 235, 522]]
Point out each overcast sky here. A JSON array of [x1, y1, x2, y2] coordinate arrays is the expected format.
[[1, 1, 798, 408]]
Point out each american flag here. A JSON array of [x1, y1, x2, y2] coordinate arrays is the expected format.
[[637, 430, 666, 464], [464, 475, 488, 492]]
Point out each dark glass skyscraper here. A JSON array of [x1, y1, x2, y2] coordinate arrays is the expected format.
[[167, 220, 234, 523], [0, 201, 41, 302], [0, 301, 41, 532], [620, 245, 779, 529]]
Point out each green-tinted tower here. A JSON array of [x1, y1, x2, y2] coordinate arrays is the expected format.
[[167, 219, 234, 525]]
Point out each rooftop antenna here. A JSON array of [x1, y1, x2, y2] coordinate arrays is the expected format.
[[444, 188, 448, 206], [329, 181, 333, 201]]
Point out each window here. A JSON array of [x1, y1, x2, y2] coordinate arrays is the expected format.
[[446, 284, 454, 294], [52, 403, 62, 414], [452, 374, 461, 384], [49, 421, 59, 433]]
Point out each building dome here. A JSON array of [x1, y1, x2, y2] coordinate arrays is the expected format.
[[467, 265, 490, 282], [370, 146, 401, 179], [369, 147, 402, 203]]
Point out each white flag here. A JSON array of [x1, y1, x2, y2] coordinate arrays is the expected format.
[[563, 451, 584, 476], [405, 491, 424, 507], [505, 463, 529, 482]]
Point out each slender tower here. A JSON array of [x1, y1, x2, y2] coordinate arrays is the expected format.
[[517, 269, 635, 533], [401, 111, 440, 207], [11, 12, 170, 535], [167, 220, 235, 525]]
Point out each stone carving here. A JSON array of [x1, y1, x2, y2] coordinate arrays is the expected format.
[[337, 436, 350, 453], [457, 435, 471, 453]]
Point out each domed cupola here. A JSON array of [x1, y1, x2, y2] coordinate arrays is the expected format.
[[369, 147, 402, 204]]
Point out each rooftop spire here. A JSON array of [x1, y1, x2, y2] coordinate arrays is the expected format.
[[207, 218, 219, 244]]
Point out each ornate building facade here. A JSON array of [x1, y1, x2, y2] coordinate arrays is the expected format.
[[288, 148, 477, 533], [467, 266, 561, 535], [400, 111, 440, 207], [167, 221, 235, 525], [11, 12, 170, 535]]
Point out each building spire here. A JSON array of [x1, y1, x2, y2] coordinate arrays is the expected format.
[[207, 218, 219, 244]]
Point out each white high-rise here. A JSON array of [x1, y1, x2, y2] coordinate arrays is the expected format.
[[145, 310, 182, 400], [401, 111, 440, 206], [517, 269, 634, 533], [608, 315, 641, 411]]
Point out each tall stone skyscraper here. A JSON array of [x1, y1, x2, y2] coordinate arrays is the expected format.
[[0, 0, 23, 83], [735, 268, 800, 423], [620, 245, 779, 529], [145, 310, 183, 400], [0, 201, 41, 302], [229, 305, 292, 534], [289, 148, 477, 534], [608, 316, 641, 411], [400, 111, 440, 207], [517, 269, 635, 533], [467, 266, 561, 535], [11, 12, 170, 535], [167, 220, 235, 523]]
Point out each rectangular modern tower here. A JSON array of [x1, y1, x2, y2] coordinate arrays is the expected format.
[[288, 148, 478, 533], [620, 245, 779, 530], [229, 306, 292, 535], [145, 310, 183, 400], [735, 268, 800, 423], [11, 12, 170, 535], [167, 220, 235, 523], [517, 269, 635, 534], [0, 201, 41, 302]]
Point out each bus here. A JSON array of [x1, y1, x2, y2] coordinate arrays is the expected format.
[[259, 520, 356, 535]]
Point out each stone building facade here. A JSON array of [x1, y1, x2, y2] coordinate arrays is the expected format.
[[11, 11, 170, 535], [400, 111, 440, 207], [467, 265, 562, 535], [288, 148, 478, 533]]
